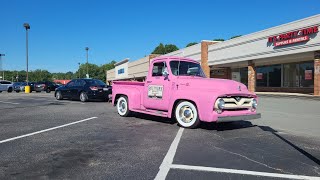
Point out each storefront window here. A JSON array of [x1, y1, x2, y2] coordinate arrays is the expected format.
[[231, 67, 248, 86], [240, 67, 248, 86], [299, 62, 314, 88], [283, 61, 314, 88], [256, 65, 281, 87]]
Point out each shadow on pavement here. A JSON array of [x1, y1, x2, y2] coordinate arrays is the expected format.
[[132, 112, 176, 125], [259, 126, 320, 166], [200, 120, 256, 131]]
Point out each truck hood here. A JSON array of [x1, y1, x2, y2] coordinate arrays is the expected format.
[[177, 77, 255, 96]]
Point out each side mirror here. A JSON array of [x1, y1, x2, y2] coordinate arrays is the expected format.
[[162, 70, 169, 77]]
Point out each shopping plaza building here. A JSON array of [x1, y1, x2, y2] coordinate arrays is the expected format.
[[107, 14, 320, 95]]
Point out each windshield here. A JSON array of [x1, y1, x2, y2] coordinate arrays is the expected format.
[[170, 61, 206, 78]]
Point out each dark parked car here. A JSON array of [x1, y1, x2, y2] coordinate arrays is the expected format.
[[55, 79, 112, 102], [35, 81, 59, 93]]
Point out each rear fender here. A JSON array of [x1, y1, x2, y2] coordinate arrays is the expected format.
[[113, 87, 141, 110]]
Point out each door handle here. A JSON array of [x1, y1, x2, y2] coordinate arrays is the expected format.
[[146, 81, 152, 83]]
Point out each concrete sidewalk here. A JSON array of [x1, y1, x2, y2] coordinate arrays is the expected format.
[[256, 92, 320, 100]]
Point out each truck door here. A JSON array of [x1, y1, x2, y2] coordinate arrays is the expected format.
[[143, 61, 171, 111]]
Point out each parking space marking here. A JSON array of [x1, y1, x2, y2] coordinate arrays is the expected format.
[[0, 101, 20, 105], [155, 127, 184, 180], [170, 164, 320, 180], [0, 117, 98, 144]]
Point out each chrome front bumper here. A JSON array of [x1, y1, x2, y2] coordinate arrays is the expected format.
[[217, 113, 261, 123]]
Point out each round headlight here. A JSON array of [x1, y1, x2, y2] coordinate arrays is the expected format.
[[217, 99, 225, 109], [252, 99, 257, 109]]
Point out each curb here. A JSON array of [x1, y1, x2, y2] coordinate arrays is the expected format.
[[257, 93, 320, 101]]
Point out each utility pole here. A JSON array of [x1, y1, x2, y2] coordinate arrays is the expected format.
[[0, 54, 5, 80], [85, 47, 89, 78], [23, 23, 30, 84], [78, 62, 81, 78]]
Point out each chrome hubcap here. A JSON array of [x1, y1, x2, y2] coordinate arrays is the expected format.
[[179, 106, 194, 123], [119, 100, 126, 113]]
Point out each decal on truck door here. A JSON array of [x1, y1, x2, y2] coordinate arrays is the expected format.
[[148, 85, 163, 99]]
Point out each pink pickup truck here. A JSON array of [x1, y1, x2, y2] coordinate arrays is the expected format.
[[112, 56, 261, 128]]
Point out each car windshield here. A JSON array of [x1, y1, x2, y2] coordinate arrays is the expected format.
[[86, 79, 106, 86], [170, 60, 206, 78]]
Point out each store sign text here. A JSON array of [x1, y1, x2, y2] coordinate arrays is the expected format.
[[268, 26, 318, 47]]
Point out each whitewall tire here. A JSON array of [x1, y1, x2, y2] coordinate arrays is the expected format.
[[117, 96, 131, 117], [175, 101, 200, 128]]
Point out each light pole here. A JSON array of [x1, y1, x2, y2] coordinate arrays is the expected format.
[[0, 54, 4, 80], [85, 47, 89, 78], [23, 23, 30, 93], [23, 23, 30, 84], [78, 62, 81, 78]]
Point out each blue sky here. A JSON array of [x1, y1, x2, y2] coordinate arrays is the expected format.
[[1, 0, 319, 72]]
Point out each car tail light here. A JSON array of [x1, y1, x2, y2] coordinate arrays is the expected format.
[[90, 86, 98, 91]]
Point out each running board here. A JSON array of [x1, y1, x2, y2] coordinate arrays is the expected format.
[[132, 109, 168, 117]]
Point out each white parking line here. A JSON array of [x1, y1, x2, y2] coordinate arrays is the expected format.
[[0, 101, 20, 105], [170, 164, 320, 180], [154, 127, 320, 180], [0, 117, 98, 144], [154, 127, 184, 180]]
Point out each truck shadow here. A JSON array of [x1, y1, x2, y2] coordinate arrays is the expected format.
[[200, 121, 256, 131], [259, 126, 320, 166], [131, 112, 176, 125]]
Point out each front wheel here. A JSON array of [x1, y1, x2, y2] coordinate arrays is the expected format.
[[46, 89, 51, 93], [80, 92, 88, 102], [175, 101, 200, 129], [117, 96, 131, 117]]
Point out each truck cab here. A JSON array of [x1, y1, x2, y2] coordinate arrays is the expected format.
[[112, 56, 261, 128]]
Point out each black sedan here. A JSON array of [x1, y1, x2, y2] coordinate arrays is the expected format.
[[54, 79, 112, 102]]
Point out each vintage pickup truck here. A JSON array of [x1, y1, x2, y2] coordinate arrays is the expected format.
[[112, 56, 261, 128]]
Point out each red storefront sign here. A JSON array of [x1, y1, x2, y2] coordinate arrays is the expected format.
[[268, 26, 318, 47], [257, 73, 263, 80], [305, 70, 313, 80]]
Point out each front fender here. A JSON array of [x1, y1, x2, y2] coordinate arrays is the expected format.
[[168, 90, 217, 121]]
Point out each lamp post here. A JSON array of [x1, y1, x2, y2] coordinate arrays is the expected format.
[[78, 62, 81, 78], [23, 23, 30, 84], [0, 54, 4, 80], [85, 47, 89, 78], [23, 23, 30, 93]]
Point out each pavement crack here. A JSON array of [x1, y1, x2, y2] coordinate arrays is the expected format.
[[213, 146, 291, 174]]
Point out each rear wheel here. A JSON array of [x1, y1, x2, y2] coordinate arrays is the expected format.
[[117, 96, 131, 117], [16, 91, 20, 93], [8, 87, 13, 93], [46, 88, 51, 93], [56, 91, 63, 100], [80, 92, 88, 102], [175, 101, 200, 128]]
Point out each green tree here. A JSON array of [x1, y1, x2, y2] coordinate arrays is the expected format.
[[213, 39, 225, 41], [152, 43, 166, 54], [186, 42, 197, 47], [230, 35, 242, 39], [164, 44, 179, 53], [151, 43, 179, 54]]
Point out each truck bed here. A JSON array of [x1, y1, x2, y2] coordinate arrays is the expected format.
[[112, 81, 145, 86]]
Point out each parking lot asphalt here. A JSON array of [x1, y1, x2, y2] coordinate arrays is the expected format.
[[0, 92, 320, 180]]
